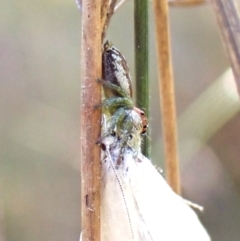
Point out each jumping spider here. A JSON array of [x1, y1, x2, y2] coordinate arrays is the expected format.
[[97, 41, 148, 165]]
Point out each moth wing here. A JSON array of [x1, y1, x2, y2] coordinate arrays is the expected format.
[[129, 153, 211, 241], [101, 151, 138, 241], [100, 134, 210, 241]]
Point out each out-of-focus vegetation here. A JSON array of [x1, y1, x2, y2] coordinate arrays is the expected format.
[[1, 1, 80, 240], [1, 1, 240, 241]]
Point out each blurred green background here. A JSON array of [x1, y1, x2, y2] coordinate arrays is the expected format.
[[1, 1, 240, 240]]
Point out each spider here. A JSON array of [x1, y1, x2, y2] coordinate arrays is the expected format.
[[96, 41, 148, 165]]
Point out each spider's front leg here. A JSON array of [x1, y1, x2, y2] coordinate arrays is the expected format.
[[95, 103, 131, 145], [115, 110, 142, 168], [97, 96, 134, 116], [108, 107, 127, 136], [97, 105, 131, 141], [97, 78, 130, 98]]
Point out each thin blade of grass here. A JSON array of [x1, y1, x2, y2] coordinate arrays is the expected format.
[[134, 0, 150, 157]]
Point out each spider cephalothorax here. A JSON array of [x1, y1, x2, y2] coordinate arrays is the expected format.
[[97, 41, 148, 164]]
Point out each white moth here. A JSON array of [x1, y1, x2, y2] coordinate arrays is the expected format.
[[100, 114, 211, 241]]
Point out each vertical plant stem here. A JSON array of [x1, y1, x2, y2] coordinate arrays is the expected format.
[[101, 0, 117, 41], [80, 1, 102, 240], [153, 0, 180, 194], [134, 0, 150, 157], [211, 0, 240, 94]]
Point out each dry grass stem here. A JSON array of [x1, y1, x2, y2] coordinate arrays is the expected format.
[[211, 0, 240, 94], [153, 0, 180, 194], [101, 0, 118, 41], [169, 0, 205, 7], [80, 1, 102, 240]]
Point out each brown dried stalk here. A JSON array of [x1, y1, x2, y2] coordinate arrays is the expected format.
[[153, 0, 181, 194], [80, 1, 118, 240], [211, 0, 240, 94], [101, 0, 118, 41], [80, 1, 102, 241], [169, 0, 205, 7]]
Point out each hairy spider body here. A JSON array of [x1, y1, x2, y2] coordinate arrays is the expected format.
[[101, 41, 148, 135], [98, 41, 148, 165], [102, 41, 132, 99]]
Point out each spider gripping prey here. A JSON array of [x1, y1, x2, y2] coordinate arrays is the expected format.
[[96, 41, 148, 165], [100, 41, 148, 135], [98, 42, 211, 241]]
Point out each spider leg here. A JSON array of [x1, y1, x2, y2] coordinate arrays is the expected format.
[[97, 78, 130, 98], [102, 97, 134, 115], [95, 97, 133, 111], [115, 112, 136, 168], [97, 108, 126, 144], [108, 107, 126, 135]]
